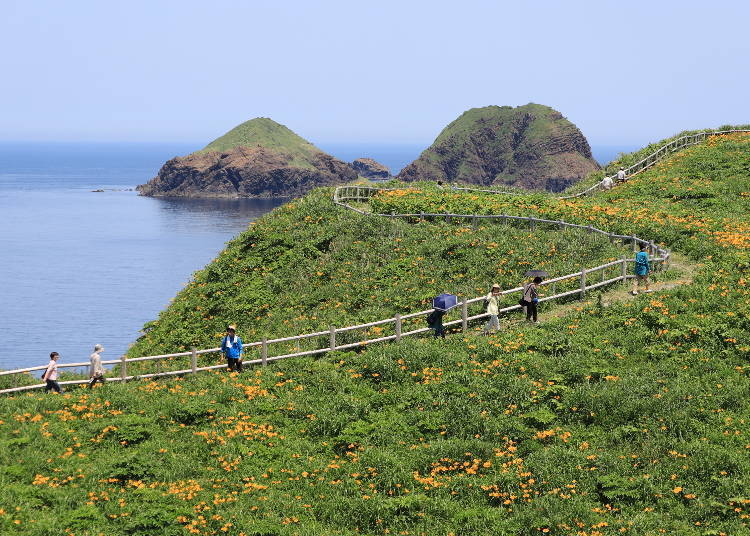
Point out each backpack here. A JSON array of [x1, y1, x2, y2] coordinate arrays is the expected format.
[[483, 297, 490, 310]]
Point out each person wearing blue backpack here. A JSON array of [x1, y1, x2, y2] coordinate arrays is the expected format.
[[221, 325, 243, 372], [631, 244, 652, 295]]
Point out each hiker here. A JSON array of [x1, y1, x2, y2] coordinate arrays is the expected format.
[[221, 325, 243, 372], [42, 352, 62, 393], [88, 344, 106, 389], [521, 277, 543, 323], [482, 283, 502, 335], [617, 167, 626, 182], [427, 309, 446, 338], [601, 175, 614, 190], [631, 244, 651, 295], [436, 180, 445, 190]]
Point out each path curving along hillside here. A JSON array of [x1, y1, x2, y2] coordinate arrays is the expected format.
[[0, 185, 674, 395]]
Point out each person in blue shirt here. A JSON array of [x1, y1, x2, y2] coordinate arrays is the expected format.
[[221, 325, 243, 372], [631, 244, 651, 295]]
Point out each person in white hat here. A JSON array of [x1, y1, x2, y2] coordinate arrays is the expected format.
[[482, 284, 502, 335], [88, 344, 106, 389]]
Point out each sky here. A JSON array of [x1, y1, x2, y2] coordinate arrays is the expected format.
[[1, 0, 749, 146]]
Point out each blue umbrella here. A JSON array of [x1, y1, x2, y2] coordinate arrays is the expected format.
[[433, 293, 458, 311]]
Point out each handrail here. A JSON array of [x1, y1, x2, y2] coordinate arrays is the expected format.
[[559, 129, 750, 199], [426, 129, 750, 199], [0, 186, 671, 395]]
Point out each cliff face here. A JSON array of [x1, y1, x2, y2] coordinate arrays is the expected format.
[[137, 118, 357, 198], [398, 104, 599, 192], [351, 158, 391, 179]]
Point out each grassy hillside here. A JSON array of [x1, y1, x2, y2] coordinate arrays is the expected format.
[[563, 124, 750, 195], [2, 133, 750, 535], [197, 118, 322, 169], [124, 187, 623, 362], [399, 103, 599, 191]]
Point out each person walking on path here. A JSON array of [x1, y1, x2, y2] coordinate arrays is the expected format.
[[482, 284, 502, 335], [427, 309, 446, 339], [617, 167, 626, 182], [601, 175, 614, 190], [88, 344, 106, 389], [631, 244, 651, 295], [42, 352, 62, 393], [222, 325, 243, 372], [522, 277, 543, 323]]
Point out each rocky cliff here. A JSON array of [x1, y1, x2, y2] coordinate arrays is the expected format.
[[138, 118, 357, 198], [398, 104, 599, 192], [351, 158, 391, 179]]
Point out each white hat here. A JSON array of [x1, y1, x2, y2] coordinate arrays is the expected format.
[[94, 344, 104, 351]]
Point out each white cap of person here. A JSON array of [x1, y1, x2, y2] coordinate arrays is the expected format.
[[94, 344, 104, 352]]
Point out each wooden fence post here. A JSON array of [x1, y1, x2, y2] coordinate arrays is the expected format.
[[419, 211, 424, 223], [261, 338, 268, 366], [580, 268, 587, 299], [632, 236, 638, 252], [191, 347, 197, 374], [395, 315, 402, 342], [461, 297, 468, 332], [329, 326, 336, 352], [120, 354, 127, 381]]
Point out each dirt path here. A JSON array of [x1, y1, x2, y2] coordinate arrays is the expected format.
[[538, 251, 699, 322]]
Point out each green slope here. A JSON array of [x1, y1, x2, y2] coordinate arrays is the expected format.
[[197, 117, 323, 169], [2, 132, 750, 535]]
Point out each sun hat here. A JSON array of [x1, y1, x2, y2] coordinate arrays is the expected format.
[[227, 325, 237, 331], [491, 283, 501, 290], [94, 344, 104, 351]]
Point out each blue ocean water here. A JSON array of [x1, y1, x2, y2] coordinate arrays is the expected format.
[[0, 141, 628, 371], [0, 143, 287, 370]]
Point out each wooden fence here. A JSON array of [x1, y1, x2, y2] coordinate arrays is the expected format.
[[559, 129, 750, 199], [0, 187, 670, 395]]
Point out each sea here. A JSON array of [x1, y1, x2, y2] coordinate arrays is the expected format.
[[0, 142, 631, 370]]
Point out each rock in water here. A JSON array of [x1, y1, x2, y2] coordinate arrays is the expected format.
[[351, 158, 391, 179], [137, 118, 357, 198], [398, 104, 599, 192]]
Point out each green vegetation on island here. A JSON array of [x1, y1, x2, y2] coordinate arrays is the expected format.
[[198, 118, 324, 170], [137, 118, 356, 198], [2, 131, 750, 535], [398, 104, 600, 192]]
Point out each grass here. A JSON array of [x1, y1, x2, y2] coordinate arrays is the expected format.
[[1, 132, 750, 535], [197, 118, 324, 170]]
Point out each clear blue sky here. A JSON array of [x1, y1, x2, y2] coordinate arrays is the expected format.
[[2, 0, 748, 146]]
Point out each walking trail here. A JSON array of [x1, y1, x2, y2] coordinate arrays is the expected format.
[[510, 251, 698, 326]]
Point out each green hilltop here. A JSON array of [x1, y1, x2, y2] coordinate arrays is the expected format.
[[398, 103, 599, 191], [3, 129, 750, 535], [196, 117, 323, 169], [199, 117, 320, 155]]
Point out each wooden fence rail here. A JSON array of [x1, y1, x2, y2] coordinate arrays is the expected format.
[[0, 186, 672, 395], [560, 129, 750, 199]]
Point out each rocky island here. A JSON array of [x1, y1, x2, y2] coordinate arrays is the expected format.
[[137, 118, 357, 198], [351, 157, 391, 179], [398, 103, 599, 192]]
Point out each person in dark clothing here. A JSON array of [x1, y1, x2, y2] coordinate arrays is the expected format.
[[522, 277, 543, 323], [221, 325, 243, 372], [427, 309, 446, 338]]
